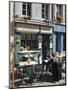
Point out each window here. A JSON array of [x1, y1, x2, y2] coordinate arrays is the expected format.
[[42, 4, 50, 20], [45, 5, 49, 19], [42, 4, 45, 18], [22, 2, 26, 15], [56, 4, 63, 16], [22, 2, 31, 17], [21, 33, 38, 50], [51, 5, 54, 20], [27, 3, 31, 16]]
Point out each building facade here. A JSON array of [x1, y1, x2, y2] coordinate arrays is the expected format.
[[9, 1, 66, 88], [9, 2, 66, 64], [52, 5, 66, 56]]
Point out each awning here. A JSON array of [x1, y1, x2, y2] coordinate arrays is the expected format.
[[15, 24, 53, 34], [41, 26, 52, 34], [15, 27, 39, 33]]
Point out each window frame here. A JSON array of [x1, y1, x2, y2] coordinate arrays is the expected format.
[[21, 33, 38, 50], [42, 4, 50, 20], [56, 33, 60, 52], [22, 2, 31, 17], [56, 4, 63, 16]]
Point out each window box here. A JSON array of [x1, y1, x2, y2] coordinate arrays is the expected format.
[[23, 16, 31, 20], [56, 16, 63, 23]]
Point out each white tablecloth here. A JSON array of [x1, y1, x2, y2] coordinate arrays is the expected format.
[[19, 61, 38, 66]]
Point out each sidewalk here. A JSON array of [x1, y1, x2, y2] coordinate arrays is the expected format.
[[16, 71, 66, 88]]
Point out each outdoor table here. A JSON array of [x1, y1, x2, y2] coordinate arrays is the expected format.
[[16, 50, 40, 81], [19, 61, 38, 66]]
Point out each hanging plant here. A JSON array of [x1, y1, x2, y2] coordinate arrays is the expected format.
[[15, 35, 20, 44], [20, 47, 24, 51], [16, 40, 20, 44]]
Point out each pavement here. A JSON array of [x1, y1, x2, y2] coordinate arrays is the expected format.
[[10, 61, 66, 88], [14, 71, 66, 88]]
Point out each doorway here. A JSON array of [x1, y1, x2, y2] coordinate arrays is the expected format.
[[42, 34, 50, 59]]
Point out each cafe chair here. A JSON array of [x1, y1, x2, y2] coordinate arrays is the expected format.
[[33, 64, 43, 81]]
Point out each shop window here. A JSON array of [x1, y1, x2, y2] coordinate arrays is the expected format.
[[21, 33, 38, 50], [22, 2, 31, 17], [42, 4, 50, 20]]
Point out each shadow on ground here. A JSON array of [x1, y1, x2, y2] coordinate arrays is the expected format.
[[40, 73, 54, 82]]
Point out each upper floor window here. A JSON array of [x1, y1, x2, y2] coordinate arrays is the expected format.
[[42, 4, 45, 18], [42, 4, 50, 20], [51, 4, 54, 20], [56, 5, 63, 16], [22, 2, 31, 17]]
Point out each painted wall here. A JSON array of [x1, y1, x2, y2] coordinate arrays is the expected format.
[[54, 24, 65, 33], [14, 2, 52, 20], [53, 34, 56, 52], [15, 2, 42, 20], [9, 2, 15, 47], [15, 32, 21, 64], [53, 25, 65, 52], [15, 2, 22, 17], [14, 2, 65, 23], [9, 2, 15, 67], [32, 3, 41, 20], [63, 5, 66, 24]]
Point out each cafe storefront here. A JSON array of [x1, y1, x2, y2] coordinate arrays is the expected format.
[[15, 22, 53, 65], [11, 18, 53, 83]]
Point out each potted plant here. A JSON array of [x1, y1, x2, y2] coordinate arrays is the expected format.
[[56, 15, 63, 23], [16, 39, 20, 44], [23, 16, 31, 20]]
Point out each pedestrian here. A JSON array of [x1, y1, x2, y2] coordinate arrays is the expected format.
[[51, 53, 62, 82], [42, 53, 53, 74], [42, 53, 51, 71]]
